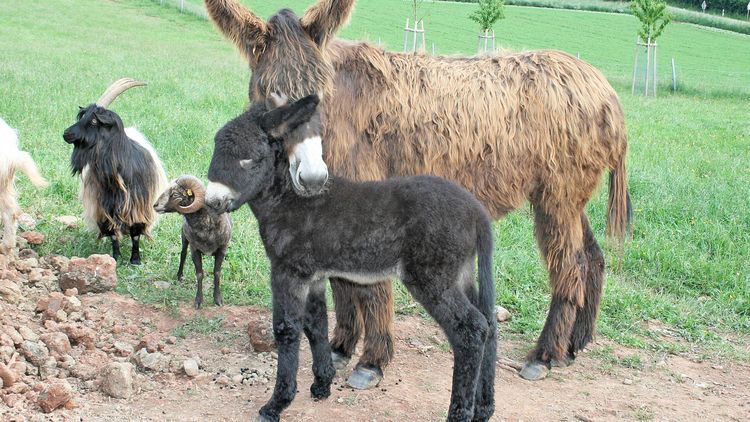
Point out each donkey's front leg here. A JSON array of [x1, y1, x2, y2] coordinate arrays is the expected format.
[[304, 279, 335, 399], [258, 271, 309, 422]]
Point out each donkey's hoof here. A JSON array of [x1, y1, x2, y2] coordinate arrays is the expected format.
[[331, 351, 350, 371], [519, 362, 549, 381], [551, 354, 575, 368], [346, 366, 383, 390], [256, 412, 277, 422]]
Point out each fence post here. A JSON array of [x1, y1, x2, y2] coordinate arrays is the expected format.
[[180, 0, 184, 13], [671, 58, 677, 92], [403, 18, 409, 52], [644, 38, 651, 96]]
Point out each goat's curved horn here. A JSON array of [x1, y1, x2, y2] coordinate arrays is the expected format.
[[96, 78, 147, 108], [175, 175, 206, 214]]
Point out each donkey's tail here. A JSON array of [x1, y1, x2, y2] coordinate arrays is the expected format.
[[476, 214, 495, 327], [606, 151, 632, 244], [15, 151, 48, 188]]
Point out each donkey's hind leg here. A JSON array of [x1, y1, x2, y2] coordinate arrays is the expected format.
[[347, 280, 394, 389], [462, 272, 496, 422], [303, 280, 335, 399], [567, 214, 605, 362], [521, 203, 586, 381], [329, 278, 362, 369], [407, 274, 488, 421]]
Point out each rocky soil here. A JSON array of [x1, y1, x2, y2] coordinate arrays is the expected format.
[[1, 225, 749, 421]]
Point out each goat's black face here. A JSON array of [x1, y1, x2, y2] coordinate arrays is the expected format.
[[206, 95, 321, 213], [62, 104, 124, 149]]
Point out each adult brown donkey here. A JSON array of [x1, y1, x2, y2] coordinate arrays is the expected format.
[[205, 0, 631, 386]]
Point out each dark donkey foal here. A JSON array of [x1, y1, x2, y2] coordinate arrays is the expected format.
[[205, 95, 497, 422]]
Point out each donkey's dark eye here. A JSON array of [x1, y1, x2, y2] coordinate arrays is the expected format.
[[239, 159, 253, 169], [91, 118, 98, 126]]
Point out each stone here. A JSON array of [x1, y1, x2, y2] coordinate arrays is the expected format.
[[136, 333, 161, 353], [232, 374, 243, 384], [496, 306, 511, 323], [58, 255, 117, 294], [153, 280, 171, 289], [215, 374, 231, 386], [27, 267, 44, 284], [99, 362, 136, 399], [20, 340, 50, 367], [0, 333, 13, 347], [18, 326, 39, 342], [59, 323, 96, 349], [114, 341, 134, 357], [57, 354, 76, 370], [247, 317, 276, 352], [39, 332, 72, 356], [39, 357, 58, 379], [14, 257, 37, 273], [64, 295, 82, 311], [0, 279, 21, 304], [54, 309, 68, 322], [17, 213, 37, 229], [18, 248, 39, 260], [5, 326, 24, 345], [64, 288, 78, 297], [131, 349, 166, 372], [3, 393, 23, 407], [42, 255, 70, 274], [37, 292, 66, 319], [54, 216, 80, 229], [37, 379, 73, 413], [0, 362, 16, 387], [183, 359, 200, 377], [15, 236, 28, 249], [20, 231, 44, 245]]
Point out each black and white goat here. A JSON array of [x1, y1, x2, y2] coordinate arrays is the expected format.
[[154, 175, 232, 309], [62, 78, 167, 264], [0, 117, 48, 254], [205, 95, 497, 422]]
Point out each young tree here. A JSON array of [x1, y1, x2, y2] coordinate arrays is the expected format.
[[469, 0, 506, 33], [631, 0, 671, 43]]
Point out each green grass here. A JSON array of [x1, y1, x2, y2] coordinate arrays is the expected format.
[[1, 0, 748, 359], [457, 0, 750, 35]]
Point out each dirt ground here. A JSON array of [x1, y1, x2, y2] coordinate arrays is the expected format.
[[49, 293, 747, 422]]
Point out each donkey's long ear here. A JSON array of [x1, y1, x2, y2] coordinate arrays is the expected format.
[[300, 0, 355, 47], [260, 95, 320, 139], [205, 0, 268, 66]]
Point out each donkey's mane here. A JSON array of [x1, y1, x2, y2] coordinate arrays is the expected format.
[[252, 9, 334, 101]]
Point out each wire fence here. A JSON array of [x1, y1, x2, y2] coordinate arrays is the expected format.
[[155, 0, 208, 19], [149, 0, 750, 97]]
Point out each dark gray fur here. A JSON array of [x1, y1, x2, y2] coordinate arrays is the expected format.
[[206, 96, 497, 422], [154, 180, 232, 308]]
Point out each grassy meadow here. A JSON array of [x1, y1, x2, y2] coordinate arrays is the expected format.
[[0, 0, 748, 359]]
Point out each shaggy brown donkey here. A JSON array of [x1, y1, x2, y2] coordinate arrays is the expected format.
[[204, 0, 631, 383], [206, 94, 496, 422]]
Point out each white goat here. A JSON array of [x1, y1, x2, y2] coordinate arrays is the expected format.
[[0, 117, 48, 254]]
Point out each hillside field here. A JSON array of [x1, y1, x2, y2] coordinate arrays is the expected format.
[[1, 0, 748, 365]]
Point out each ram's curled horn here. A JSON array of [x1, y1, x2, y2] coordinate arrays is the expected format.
[[175, 175, 206, 214], [96, 78, 147, 108]]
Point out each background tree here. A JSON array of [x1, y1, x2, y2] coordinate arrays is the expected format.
[[631, 0, 671, 42], [469, 0, 506, 33]]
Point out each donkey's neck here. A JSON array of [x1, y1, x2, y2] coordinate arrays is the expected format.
[[246, 161, 307, 223]]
